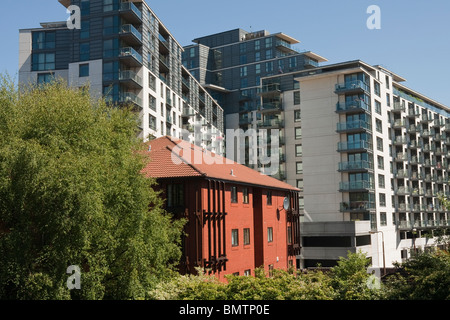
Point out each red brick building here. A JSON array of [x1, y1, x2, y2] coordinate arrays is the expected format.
[[142, 136, 301, 281]]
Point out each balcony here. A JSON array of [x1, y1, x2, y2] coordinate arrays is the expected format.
[[391, 119, 406, 129], [410, 172, 423, 180], [394, 153, 408, 162], [340, 201, 376, 212], [239, 115, 253, 125], [339, 180, 374, 192], [337, 140, 372, 153], [182, 106, 196, 117], [119, 92, 142, 108], [119, 47, 143, 67], [407, 108, 420, 117], [261, 102, 282, 113], [335, 80, 370, 94], [159, 54, 170, 73], [409, 156, 424, 165], [411, 188, 425, 197], [258, 119, 284, 128], [392, 102, 405, 112], [259, 83, 281, 97], [336, 100, 371, 114], [119, 24, 143, 46], [119, 1, 142, 24], [338, 160, 373, 172], [395, 186, 411, 196], [445, 123, 450, 132], [433, 118, 444, 127], [407, 125, 420, 134], [336, 120, 372, 133], [397, 219, 450, 231], [118, 70, 142, 89], [420, 114, 433, 123], [304, 57, 319, 69], [408, 140, 421, 149], [394, 136, 408, 145], [394, 170, 409, 179], [158, 34, 170, 53]]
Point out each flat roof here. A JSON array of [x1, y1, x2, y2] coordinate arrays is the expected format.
[[273, 33, 300, 45], [302, 51, 328, 62]]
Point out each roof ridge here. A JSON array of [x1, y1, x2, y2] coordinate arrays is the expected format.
[[165, 144, 205, 177]]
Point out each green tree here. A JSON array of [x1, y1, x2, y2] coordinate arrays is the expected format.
[[383, 250, 450, 300], [330, 251, 382, 300], [0, 78, 184, 300]]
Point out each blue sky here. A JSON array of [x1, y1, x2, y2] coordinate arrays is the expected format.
[[2, 0, 450, 106]]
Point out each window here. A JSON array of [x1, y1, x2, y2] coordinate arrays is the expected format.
[[287, 226, 292, 244], [380, 212, 387, 226], [32, 31, 55, 50], [375, 100, 382, 115], [80, 20, 90, 39], [167, 184, 184, 207], [295, 145, 303, 157], [376, 119, 383, 133], [240, 43, 246, 53], [265, 49, 272, 59], [374, 81, 381, 96], [377, 155, 384, 170], [80, 42, 90, 61], [81, 0, 90, 15], [289, 57, 297, 68], [296, 162, 303, 174], [385, 75, 390, 89], [386, 93, 391, 107], [79, 63, 89, 77], [37, 73, 54, 85], [265, 61, 273, 73], [377, 137, 383, 151], [243, 188, 249, 204], [267, 227, 273, 243], [293, 91, 301, 105], [265, 37, 272, 48], [149, 73, 156, 91], [103, 38, 119, 58], [296, 179, 304, 192], [294, 109, 301, 121], [240, 55, 247, 64], [103, 0, 119, 12], [255, 64, 261, 74], [32, 53, 55, 71], [378, 174, 385, 188], [240, 66, 247, 77], [232, 229, 239, 247], [149, 115, 156, 131], [244, 269, 251, 276], [244, 228, 250, 245], [231, 186, 238, 203], [267, 190, 272, 205], [379, 193, 386, 207], [295, 127, 302, 139], [255, 40, 261, 50]]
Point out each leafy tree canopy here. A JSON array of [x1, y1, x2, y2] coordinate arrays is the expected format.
[[0, 78, 184, 300]]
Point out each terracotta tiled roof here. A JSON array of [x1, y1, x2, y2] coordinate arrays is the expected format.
[[141, 136, 299, 191]]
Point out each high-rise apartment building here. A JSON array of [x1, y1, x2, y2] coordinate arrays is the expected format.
[[260, 60, 450, 271], [185, 29, 450, 272], [19, 0, 224, 153]]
